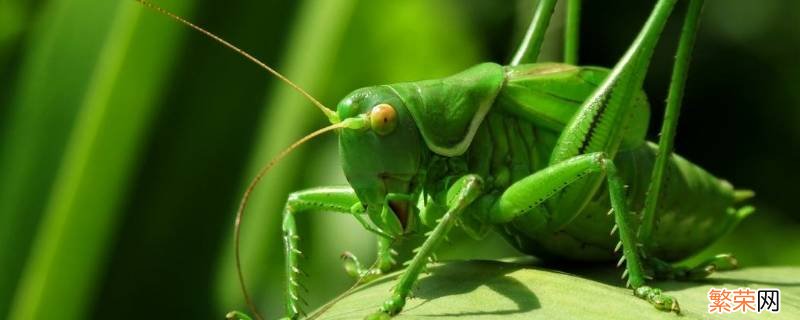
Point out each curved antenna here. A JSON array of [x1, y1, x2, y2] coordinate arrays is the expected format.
[[135, 0, 340, 123], [234, 122, 348, 320]]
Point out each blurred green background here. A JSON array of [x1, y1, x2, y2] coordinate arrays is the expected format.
[[0, 0, 797, 319]]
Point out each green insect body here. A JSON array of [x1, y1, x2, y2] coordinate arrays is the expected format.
[[336, 61, 751, 282], [313, 0, 753, 317], [133, 0, 756, 319]]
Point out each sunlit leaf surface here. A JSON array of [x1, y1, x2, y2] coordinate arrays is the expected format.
[[316, 261, 799, 319]]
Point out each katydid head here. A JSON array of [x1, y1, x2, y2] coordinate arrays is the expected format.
[[336, 86, 426, 236]]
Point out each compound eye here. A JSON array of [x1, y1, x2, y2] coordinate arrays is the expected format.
[[369, 103, 397, 135]]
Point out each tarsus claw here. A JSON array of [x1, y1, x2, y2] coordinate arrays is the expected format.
[[634, 286, 680, 314], [226, 310, 253, 320]]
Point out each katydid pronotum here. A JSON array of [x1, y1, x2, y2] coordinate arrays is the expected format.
[[137, 0, 755, 319]]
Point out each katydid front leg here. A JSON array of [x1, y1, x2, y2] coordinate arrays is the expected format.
[[226, 186, 357, 320], [274, 187, 393, 319], [372, 175, 483, 317], [278, 187, 407, 320], [228, 186, 363, 320], [231, 191, 402, 320], [278, 187, 361, 319]]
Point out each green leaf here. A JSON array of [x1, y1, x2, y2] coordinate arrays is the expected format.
[[4, 1, 193, 319], [314, 260, 800, 319]]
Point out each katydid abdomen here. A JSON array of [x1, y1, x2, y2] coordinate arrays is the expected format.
[[496, 141, 745, 262], [467, 62, 752, 262]]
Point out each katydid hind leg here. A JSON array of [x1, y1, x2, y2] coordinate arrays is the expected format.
[[648, 253, 738, 281], [488, 153, 679, 313], [639, 0, 704, 244], [487, 153, 641, 283], [225, 310, 255, 320], [489, 153, 606, 227], [509, 0, 558, 66], [563, 0, 581, 64], [372, 175, 483, 317], [546, 0, 678, 230], [550, 0, 679, 164]]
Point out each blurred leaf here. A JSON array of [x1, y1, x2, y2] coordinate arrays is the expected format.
[[94, 1, 300, 318], [0, 0, 44, 76], [686, 212, 800, 267], [316, 260, 800, 319], [213, 0, 359, 315], [0, 0, 24, 72], [5, 1, 192, 319], [0, 0, 125, 315]]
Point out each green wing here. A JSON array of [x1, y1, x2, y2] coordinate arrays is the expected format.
[[497, 63, 650, 150], [387, 63, 505, 157]]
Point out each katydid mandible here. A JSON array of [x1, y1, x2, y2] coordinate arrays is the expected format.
[[138, 0, 755, 319]]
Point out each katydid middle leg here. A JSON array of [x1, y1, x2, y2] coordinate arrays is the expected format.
[[647, 253, 738, 281], [511, 0, 581, 65], [374, 175, 483, 317], [510, 0, 583, 66], [633, 0, 742, 281], [510, 0, 557, 66], [638, 0, 703, 244]]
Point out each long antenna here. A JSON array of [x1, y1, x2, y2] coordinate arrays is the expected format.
[[234, 122, 348, 320], [135, 0, 340, 123]]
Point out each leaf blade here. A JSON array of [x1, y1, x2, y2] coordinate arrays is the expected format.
[[316, 261, 800, 319]]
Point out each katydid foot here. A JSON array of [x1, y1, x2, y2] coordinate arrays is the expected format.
[[225, 310, 253, 320], [341, 251, 385, 283], [633, 254, 738, 313], [380, 292, 406, 316], [367, 175, 483, 319], [634, 286, 681, 313], [363, 293, 402, 319], [649, 253, 738, 280], [226, 310, 295, 320], [341, 237, 397, 283]]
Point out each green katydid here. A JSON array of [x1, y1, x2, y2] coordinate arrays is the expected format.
[[138, 0, 756, 319]]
